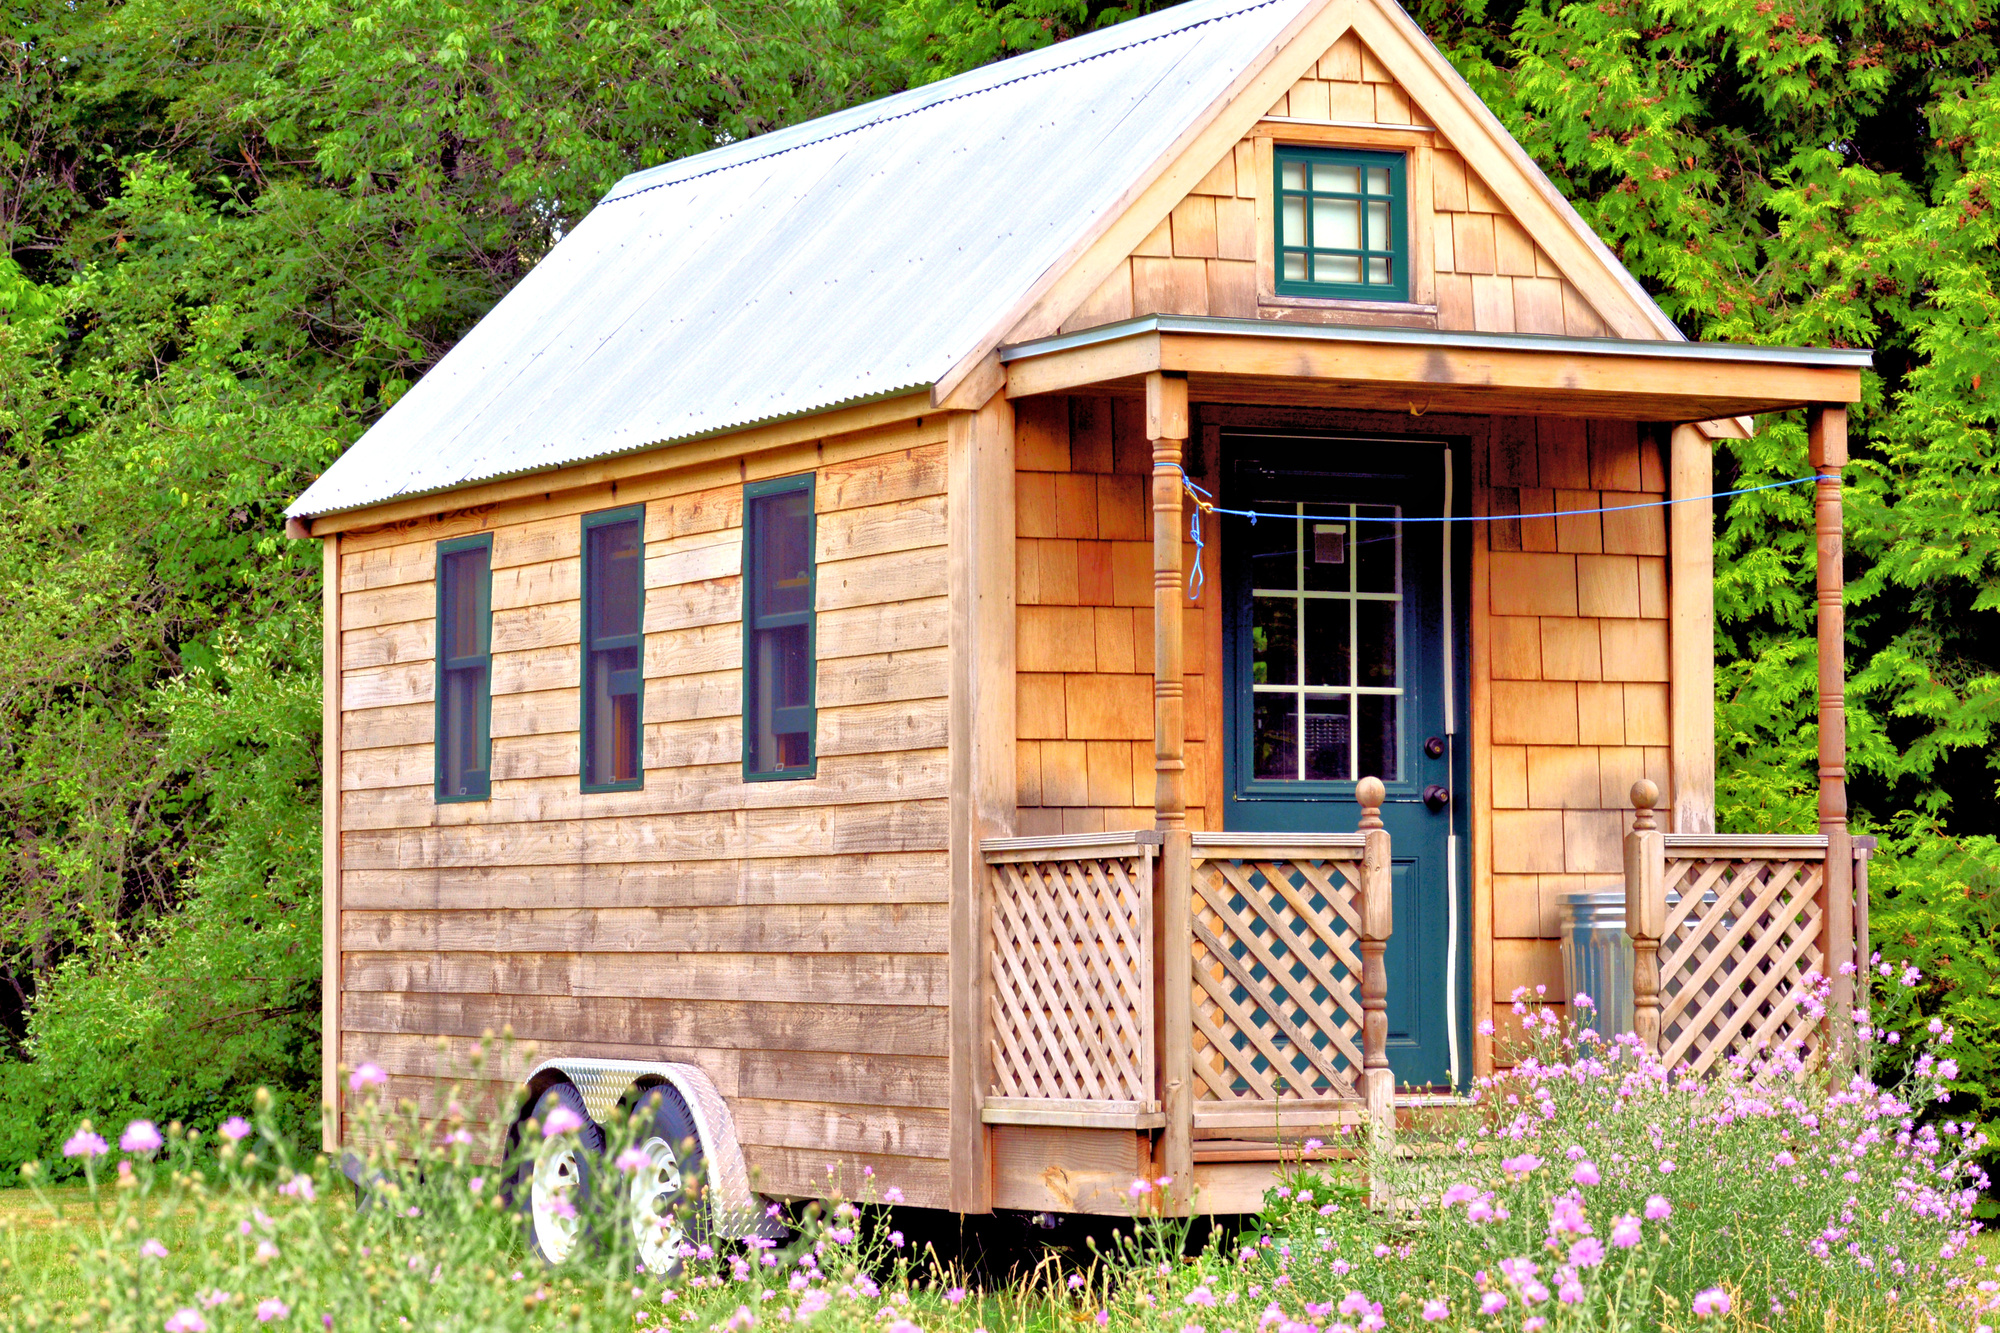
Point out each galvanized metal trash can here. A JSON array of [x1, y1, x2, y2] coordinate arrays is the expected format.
[[1558, 890, 1633, 1038]]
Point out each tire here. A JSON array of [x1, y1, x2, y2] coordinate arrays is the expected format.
[[517, 1082, 605, 1266], [624, 1083, 711, 1275]]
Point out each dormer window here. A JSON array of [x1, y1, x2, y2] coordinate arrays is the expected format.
[[1274, 146, 1407, 303]]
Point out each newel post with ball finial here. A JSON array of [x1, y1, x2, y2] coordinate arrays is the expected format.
[[1625, 780, 1666, 1057], [1356, 776, 1394, 1145]]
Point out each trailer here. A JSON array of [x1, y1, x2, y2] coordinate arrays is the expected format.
[[286, 0, 1869, 1257]]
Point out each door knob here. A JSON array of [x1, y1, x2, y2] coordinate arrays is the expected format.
[[1422, 784, 1450, 812]]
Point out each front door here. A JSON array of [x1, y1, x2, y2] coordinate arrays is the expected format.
[[1221, 430, 1469, 1090]]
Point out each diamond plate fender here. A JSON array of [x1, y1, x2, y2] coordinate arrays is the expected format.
[[524, 1058, 783, 1240]]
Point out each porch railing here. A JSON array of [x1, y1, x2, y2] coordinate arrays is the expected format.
[[1625, 781, 1860, 1075], [977, 783, 1394, 1143]]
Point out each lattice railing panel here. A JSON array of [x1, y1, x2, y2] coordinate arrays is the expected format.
[[1659, 854, 1824, 1075], [984, 839, 1155, 1104], [1188, 848, 1365, 1105]]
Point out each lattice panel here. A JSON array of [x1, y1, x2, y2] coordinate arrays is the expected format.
[[1188, 854, 1364, 1104], [1659, 856, 1825, 1074], [985, 852, 1154, 1103]]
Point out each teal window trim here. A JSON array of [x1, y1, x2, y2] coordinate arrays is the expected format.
[[1273, 146, 1409, 303], [434, 533, 493, 803], [579, 503, 646, 793], [742, 474, 817, 781]]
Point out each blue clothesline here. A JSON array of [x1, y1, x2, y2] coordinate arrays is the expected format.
[[1171, 471, 1818, 602]]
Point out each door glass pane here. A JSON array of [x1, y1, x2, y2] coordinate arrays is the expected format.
[[1356, 600, 1397, 687], [1313, 197, 1359, 250], [1251, 596, 1297, 686], [1355, 506, 1399, 592], [1247, 505, 1297, 586], [1358, 693, 1398, 782], [1304, 696, 1352, 781], [1303, 516, 1349, 592], [1301, 598, 1350, 687], [1253, 694, 1299, 781]]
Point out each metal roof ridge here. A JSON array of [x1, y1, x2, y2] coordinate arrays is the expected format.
[[997, 314, 1878, 367], [600, 0, 1296, 206]]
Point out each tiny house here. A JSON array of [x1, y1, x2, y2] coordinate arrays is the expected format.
[[286, 0, 1869, 1252]]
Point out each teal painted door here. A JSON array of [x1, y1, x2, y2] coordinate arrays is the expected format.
[[1221, 433, 1470, 1090]]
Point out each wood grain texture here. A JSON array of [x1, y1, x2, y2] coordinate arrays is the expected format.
[[331, 427, 965, 1199]]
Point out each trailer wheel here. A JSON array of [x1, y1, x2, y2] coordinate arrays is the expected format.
[[518, 1082, 604, 1266], [626, 1083, 710, 1275]]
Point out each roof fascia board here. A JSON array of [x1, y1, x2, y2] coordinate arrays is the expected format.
[[1343, 3, 1682, 342], [930, 0, 1355, 408], [299, 390, 935, 535], [998, 316, 1868, 407]]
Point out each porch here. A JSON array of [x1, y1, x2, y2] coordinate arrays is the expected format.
[[954, 316, 1871, 1214]]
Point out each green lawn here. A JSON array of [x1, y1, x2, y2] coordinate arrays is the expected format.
[[1, 1184, 219, 1315]]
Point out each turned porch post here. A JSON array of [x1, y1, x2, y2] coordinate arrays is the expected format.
[[1625, 780, 1666, 1057], [1148, 371, 1195, 1204], [1809, 404, 1856, 1051], [1357, 778, 1394, 1150]]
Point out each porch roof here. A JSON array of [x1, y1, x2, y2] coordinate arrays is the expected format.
[[997, 315, 1872, 422]]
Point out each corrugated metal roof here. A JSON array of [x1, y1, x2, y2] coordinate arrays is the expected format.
[[287, 0, 1316, 520]]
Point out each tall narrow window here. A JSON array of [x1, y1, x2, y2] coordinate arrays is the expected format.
[[582, 505, 645, 791], [1274, 146, 1408, 303], [743, 475, 815, 780], [435, 534, 493, 801]]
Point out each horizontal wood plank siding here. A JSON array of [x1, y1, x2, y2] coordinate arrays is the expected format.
[[334, 423, 955, 1207]]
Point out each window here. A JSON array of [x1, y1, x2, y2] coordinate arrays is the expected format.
[[1274, 146, 1407, 302], [743, 475, 816, 779], [435, 534, 493, 801], [581, 505, 645, 791], [1247, 500, 1402, 783]]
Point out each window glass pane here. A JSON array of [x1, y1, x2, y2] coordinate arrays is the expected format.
[[757, 490, 813, 617], [1315, 254, 1360, 284], [1281, 196, 1305, 248], [441, 664, 487, 797], [1301, 599, 1351, 687], [1355, 506, 1399, 592], [442, 547, 487, 661], [1367, 257, 1391, 285], [751, 625, 812, 771], [1281, 161, 1306, 191], [1304, 696, 1352, 781], [1358, 693, 1398, 782], [1313, 162, 1359, 193], [1313, 197, 1359, 250], [587, 644, 641, 786], [1251, 596, 1297, 686], [1253, 694, 1298, 781], [588, 518, 642, 643], [1367, 201, 1391, 250], [1283, 251, 1307, 282], [1366, 167, 1391, 195], [1247, 507, 1297, 586]]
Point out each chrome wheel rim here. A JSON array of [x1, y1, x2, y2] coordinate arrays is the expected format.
[[629, 1134, 687, 1273], [529, 1138, 583, 1263]]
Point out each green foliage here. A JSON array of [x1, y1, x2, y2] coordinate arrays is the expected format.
[[0, 0, 894, 1171]]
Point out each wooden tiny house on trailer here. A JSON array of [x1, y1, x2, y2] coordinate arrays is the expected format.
[[286, 0, 1871, 1237]]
